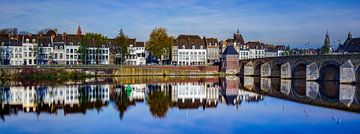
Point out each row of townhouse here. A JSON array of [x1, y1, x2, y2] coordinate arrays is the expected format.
[[0, 28, 286, 66]]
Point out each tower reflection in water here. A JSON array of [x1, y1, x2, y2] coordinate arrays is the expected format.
[[1, 76, 360, 121]]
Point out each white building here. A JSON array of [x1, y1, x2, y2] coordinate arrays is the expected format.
[[124, 42, 146, 65], [176, 35, 207, 66], [87, 45, 110, 65], [238, 42, 265, 60], [65, 43, 80, 65]]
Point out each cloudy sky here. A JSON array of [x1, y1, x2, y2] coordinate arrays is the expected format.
[[1, 0, 360, 48]]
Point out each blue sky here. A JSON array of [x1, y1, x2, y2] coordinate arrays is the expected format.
[[1, 0, 360, 48]]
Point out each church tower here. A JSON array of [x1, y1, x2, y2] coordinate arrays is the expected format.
[[77, 25, 82, 36]]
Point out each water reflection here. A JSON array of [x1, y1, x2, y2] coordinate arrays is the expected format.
[[1, 76, 360, 122]]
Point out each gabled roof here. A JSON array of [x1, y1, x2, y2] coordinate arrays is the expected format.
[[176, 34, 206, 49], [223, 45, 239, 55], [135, 42, 145, 47], [340, 37, 360, 52]]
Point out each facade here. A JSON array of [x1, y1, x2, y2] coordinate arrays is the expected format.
[[86, 45, 110, 65], [171, 45, 178, 65], [221, 45, 239, 74], [238, 41, 265, 60], [176, 35, 207, 66], [124, 41, 146, 65], [204, 37, 219, 65], [53, 42, 65, 64], [65, 44, 80, 65]]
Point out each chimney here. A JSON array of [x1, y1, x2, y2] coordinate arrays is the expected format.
[[62, 32, 67, 42]]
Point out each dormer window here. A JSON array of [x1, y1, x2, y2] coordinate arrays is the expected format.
[[192, 45, 195, 49], [26, 39, 30, 43], [60, 46, 63, 49], [182, 45, 185, 49], [209, 43, 212, 46], [70, 42, 73, 46], [200, 45, 203, 49], [55, 46, 58, 49]]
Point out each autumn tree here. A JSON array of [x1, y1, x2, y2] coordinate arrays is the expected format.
[[146, 27, 173, 62]]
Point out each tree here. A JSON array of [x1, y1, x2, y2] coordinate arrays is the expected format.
[[321, 32, 332, 54], [83, 33, 108, 64], [84, 32, 108, 47], [0, 28, 18, 35], [78, 44, 89, 64], [146, 90, 171, 118], [19, 30, 31, 35], [146, 27, 173, 61], [113, 29, 129, 64]]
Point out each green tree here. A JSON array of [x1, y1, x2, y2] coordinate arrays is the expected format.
[[83, 33, 108, 64], [113, 29, 129, 64], [321, 32, 332, 54], [84, 33, 108, 47], [78, 44, 88, 64], [146, 27, 173, 61]]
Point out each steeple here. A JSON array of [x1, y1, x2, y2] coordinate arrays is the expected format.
[[325, 31, 330, 45], [77, 25, 82, 36], [348, 31, 352, 40]]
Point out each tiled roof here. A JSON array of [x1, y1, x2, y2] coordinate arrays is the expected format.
[[246, 41, 265, 49], [204, 37, 218, 47], [135, 42, 145, 47], [176, 34, 206, 49]]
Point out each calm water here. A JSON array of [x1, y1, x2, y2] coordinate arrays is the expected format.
[[1, 76, 360, 134]]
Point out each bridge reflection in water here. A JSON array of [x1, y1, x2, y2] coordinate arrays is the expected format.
[[242, 76, 360, 111], [1, 76, 360, 121]]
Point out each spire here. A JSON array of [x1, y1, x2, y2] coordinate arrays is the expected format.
[[348, 31, 352, 40], [77, 25, 82, 36], [325, 31, 330, 44], [237, 29, 239, 34]]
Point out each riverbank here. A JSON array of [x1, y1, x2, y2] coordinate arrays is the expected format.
[[0, 65, 225, 82]]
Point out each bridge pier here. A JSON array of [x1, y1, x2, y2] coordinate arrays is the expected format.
[[340, 60, 356, 83], [280, 79, 291, 95], [306, 81, 319, 99], [260, 78, 271, 92], [281, 62, 291, 79], [306, 62, 319, 81], [261, 63, 271, 77], [244, 62, 254, 76], [339, 84, 355, 107]]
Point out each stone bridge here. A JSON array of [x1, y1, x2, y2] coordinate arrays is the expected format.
[[239, 54, 360, 83]]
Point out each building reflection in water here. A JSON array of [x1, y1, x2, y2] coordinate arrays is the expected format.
[[1, 76, 360, 121]]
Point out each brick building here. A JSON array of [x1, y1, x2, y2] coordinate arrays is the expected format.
[[221, 45, 239, 74]]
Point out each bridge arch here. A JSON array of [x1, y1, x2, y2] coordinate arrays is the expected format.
[[292, 79, 306, 97], [320, 81, 340, 102], [271, 62, 282, 77], [254, 61, 263, 76], [292, 61, 307, 79], [319, 61, 341, 81]]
